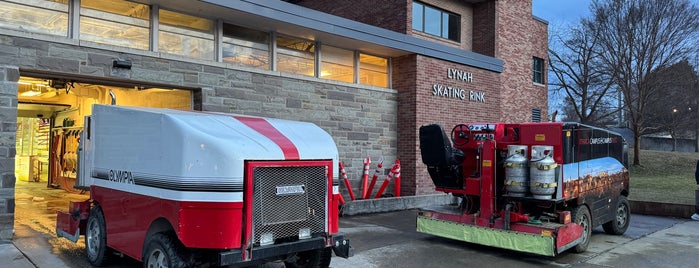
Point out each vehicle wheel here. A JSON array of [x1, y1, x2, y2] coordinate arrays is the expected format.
[[571, 205, 591, 253], [143, 233, 193, 268], [284, 247, 332, 268], [603, 195, 630, 235], [85, 205, 111, 266]]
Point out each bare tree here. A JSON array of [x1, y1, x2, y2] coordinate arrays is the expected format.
[[643, 60, 699, 151], [549, 24, 619, 126], [587, 0, 699, 165]]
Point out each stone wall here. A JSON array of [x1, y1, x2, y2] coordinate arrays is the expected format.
[[0, 66, 18, 242], [0, 33, 398, 236], [641, 137, 698, 153]]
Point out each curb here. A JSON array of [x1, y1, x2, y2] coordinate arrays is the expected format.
[[340, 194, 456, 216], [340, 195, 696, 220], [629, 200, 695, 218]]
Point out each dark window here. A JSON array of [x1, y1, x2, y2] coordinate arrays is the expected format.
[[533, 57, 544, 84], [412, 2, 460, 42]]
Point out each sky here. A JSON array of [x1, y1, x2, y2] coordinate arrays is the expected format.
[[532, 0, 594, 118], [532, 0, 592, 27], [532, 0, 698, 118]]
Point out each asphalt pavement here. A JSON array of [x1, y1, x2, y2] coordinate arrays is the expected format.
[[4, 209, 699, 268]]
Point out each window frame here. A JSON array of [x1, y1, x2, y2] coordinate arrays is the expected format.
[[412, 1, 460, 42], [533, 57, 545, 84]]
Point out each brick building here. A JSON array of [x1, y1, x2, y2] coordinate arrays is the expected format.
[[0, 0, 547, 241]]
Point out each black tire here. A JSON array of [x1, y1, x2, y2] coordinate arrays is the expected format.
[[603, 195, 631, 235], [85, 205, 111, 266], [284, 247, 332, 268], [571, 205, 591, 253], [142, 233, 193, 268]]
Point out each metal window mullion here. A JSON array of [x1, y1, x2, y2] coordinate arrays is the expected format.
[[420, 3, 426, 32], [271, 31, 277, 71], [387, 57, 392, 89], [151, 5, 159, 52], [315, 42, 321, 78], [68, 0, 80, 39], [354, 51, 359, 84], [215, 19, 223, 62]]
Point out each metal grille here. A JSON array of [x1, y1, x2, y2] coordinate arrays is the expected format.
[[252, 165, 327, 245]]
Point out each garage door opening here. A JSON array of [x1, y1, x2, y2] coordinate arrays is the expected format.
[[14, 75, 193, 243]]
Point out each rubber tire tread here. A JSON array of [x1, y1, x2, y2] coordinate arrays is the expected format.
[[602, 195, 631, 235], [85, 205, 112, 267], [142, 233, 193, 268], [571, 205, 591, 253]]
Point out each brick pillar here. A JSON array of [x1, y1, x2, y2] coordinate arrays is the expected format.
[[0, 66, 18, 242]]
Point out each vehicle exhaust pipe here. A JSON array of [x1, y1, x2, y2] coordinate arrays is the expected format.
[[109, 90, 116, 105]]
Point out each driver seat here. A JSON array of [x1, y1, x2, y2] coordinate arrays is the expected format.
[[419, 124, 464, 189]]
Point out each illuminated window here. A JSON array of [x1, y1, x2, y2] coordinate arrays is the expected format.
[[276, 36, 315, 77], [0, 0, 69, 36], [222, 23, 270, 70], [412, 1, 460, 42], [80, 0, 150, 50], [321, 46, 354, 83], [359, 53, 388, 88], [158, 9, 214, 60]]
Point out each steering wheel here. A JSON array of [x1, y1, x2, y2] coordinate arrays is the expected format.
[[450, 124, 471, 146]]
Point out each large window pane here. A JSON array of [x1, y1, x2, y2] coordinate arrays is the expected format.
[[222, 23, 270, 70], [276, 36, 315, 77], [424, 6, 441, 36], [0, 0, 69, 36], [411, 2, 423, 31], [533, 57, 544, 84], [159, 9, 214, 60], [359, 53, 388, 88], [412, 1, 460, 42], [80, 0, 150, 50], [321, 46, 354, 83]]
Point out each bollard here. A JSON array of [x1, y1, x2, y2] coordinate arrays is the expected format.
[[393, 159, 401, 197], [361, 157, 370, 199], [338, 193, 346, 205], [365, 157, 383, 199], [339, 161, 356, 201], [374, 163, 399, 199]]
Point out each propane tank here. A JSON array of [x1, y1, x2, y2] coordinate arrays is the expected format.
[[530, 145, 557, 200], [504, 145, 529, 197]]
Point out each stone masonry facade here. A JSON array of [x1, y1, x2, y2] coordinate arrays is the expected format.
[[0, 33, 397, 241], [0, 66, 18, 241]]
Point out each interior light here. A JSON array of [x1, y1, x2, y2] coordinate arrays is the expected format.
[[20, 91, 42, 97]]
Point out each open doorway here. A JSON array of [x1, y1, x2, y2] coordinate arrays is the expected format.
[[14, 75, 193, 243]]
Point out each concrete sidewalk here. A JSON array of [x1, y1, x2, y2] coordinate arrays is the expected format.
[[0, 243, 35, 268]]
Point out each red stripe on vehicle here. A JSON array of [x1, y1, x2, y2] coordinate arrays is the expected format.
[[234, 116, 300, 160]]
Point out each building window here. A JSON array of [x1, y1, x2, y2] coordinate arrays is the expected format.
[[158, 9, 214, 60], [321, 45, 354, 83], [532, 108, 542, 122], [533, 57, 545, 84], [0, 0, 69, 36], [359, 53, 388, 88], [80, 0, 150, 50], [222, 23, 270, 70], [276, 35, 315, 77], [412, 1, 460, 42]]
